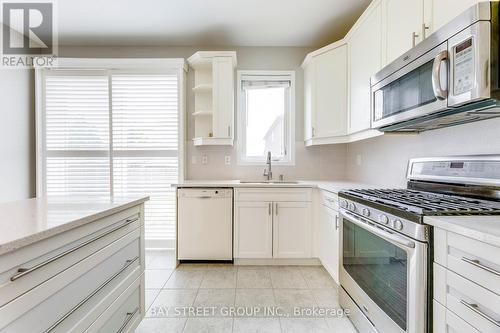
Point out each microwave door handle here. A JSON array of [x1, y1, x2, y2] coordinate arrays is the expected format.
[[432, 50, 449, 100]]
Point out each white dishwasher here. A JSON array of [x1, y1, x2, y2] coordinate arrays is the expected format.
[[177, 188, 233, 261]]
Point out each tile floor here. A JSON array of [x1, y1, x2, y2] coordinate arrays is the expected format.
[[136, 250, 356, 333]]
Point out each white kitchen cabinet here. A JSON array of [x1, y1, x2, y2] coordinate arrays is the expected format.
[[318, 203, 340, 283], [188, 51, 237, 146], [234, 202, 273, 258], [234, 189, 312, 259], [384, 0, 427, 64], [273, 202, 312, 258], [303, 42, 348, 143], [426, 0, 482, 33], [347, 0, 383, 134]]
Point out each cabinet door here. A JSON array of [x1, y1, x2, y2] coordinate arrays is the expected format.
[[385, 0, 424, 64], [348, 1, 382, 134], [313, 45, 348, 138], [234, 202, 273, 258], [303, 62, 314, 141], [319, 206, 340, 283], [212, 56, 234, 138], [426, 0, 481, 33], [273, 202, 311, 258]]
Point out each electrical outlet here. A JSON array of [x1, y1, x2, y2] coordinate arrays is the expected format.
[[356, 154, 362, 166], [202, 155, 208, 165], [191, 156, 197, 164], [225, 156, 231, 165]]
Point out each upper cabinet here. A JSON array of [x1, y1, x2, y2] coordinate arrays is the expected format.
[[426, 0, 482, 33], [384, 0, 428, 64], [347, 0, 383, 135], [303, 42, 348, 145], [188, 51, 237, 146]]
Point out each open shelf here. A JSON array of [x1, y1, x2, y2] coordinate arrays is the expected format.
[[193, 137, 234, 146], [192, 84, 213, 92], [192, 110, 213, 117]]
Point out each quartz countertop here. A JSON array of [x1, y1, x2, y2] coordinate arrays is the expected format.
[[0, 196, 149, 256], [172, 180, 377, 193], [424, 215, 500, 248]]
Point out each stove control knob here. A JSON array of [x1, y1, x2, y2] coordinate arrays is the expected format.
[[348, 203, 357, 211], [379, 214, 389, 225], [340, 200, 348, 209], [362, 208, 370, 217], [393, 219, 404, 231]]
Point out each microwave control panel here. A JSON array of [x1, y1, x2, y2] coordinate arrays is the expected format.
[[453, 37, 474, 95]]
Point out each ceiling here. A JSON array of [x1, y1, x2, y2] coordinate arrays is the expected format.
[[56, 0, 371, 47]]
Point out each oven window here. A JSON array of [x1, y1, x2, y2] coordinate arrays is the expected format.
[[343, 218, 408, 330], [374, 59, 436, 122]]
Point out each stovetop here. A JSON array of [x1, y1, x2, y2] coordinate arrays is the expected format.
[[339, 188, 500, 216]]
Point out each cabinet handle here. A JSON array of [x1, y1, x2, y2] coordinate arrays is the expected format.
[[412, 31, 419, 47], [312, 127, 315, 137], [335, 215, 339, 230], [228, 125, 231, 137], [461, 257, 500, 277], [460, 300, 500, 327], [44, 257, 139, 333], [268, 202, 272, 215], [117, 307, 140, 333], [10, 216, 139, 282], [422, 23, 430, 39], [275, 203, 278, 215]]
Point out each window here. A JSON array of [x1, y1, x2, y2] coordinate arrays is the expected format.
[[237, 71, 295, 165], [37, 60, 185, 249]]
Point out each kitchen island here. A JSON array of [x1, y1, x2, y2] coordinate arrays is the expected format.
[[0, 195, 148, 333]]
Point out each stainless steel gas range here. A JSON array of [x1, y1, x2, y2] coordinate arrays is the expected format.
[[338, 155, 500, 333]]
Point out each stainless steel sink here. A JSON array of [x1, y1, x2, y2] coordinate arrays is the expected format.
[[238, 180, 299, 184]]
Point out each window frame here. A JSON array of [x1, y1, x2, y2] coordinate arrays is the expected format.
[[236, 70, 295, 166], [34, 58, 187, 197]]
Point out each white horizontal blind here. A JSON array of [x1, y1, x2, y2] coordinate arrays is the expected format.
[[112, 75, 179, 242], [44, 75, 110, 196], [42, 71, 179, 244]]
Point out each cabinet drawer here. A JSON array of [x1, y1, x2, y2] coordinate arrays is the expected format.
[[319, 190, 338, 210], [433, 300, 480, 333], [94, 281, 142, 333], [0, 231, 141, 332], [234, 188, 312, 202], [434, 228, 500, 295], [434, 263, 500, 332]]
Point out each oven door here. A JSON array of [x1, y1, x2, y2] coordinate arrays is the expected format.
[[371, 41, 449, 129], [339, 210, 428, 333]]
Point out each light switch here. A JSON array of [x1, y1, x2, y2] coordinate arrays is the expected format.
[[225, 156, 231, 165], [202, 155, 208, 165]]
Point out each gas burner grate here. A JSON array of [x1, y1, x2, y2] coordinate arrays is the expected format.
[[343, 189, 500, 215]]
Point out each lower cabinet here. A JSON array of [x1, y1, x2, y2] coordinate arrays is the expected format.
[[318, 199, 340, 283], [234, 189, 312, 259]]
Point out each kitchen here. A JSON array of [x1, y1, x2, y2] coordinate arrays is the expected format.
[[1, 0, 500, 332]]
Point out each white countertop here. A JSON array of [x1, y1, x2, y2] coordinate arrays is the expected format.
[[0, 196, 149, 256], [172, 180, 377, 193], [425, 215, 500, 248]]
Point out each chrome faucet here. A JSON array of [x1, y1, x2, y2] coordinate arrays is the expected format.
[[263, 151, 273, 181]]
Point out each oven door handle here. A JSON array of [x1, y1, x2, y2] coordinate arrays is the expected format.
[[341, 210, 416, 249]]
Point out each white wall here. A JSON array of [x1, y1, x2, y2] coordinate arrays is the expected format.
[[60, 46, 349, 181], [345, 117, 500, 188], [0, 69, 35, 202]]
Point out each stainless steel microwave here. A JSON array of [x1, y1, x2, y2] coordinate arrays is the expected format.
[[371, 1, 500, 132]]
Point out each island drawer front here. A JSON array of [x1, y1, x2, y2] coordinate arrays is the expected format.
[[234, 188, 312, 202], [0, 213, 141, 307], [319, 190, 338, 210], [0, 231, 141, 332], [434, 228, 500, 295], [434, 263, 500, 333], [95, 283, 142, 333], [433, 300, 480, 333]]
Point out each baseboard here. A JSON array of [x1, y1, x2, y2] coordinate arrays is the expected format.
[[234, 258, 321, 266]]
